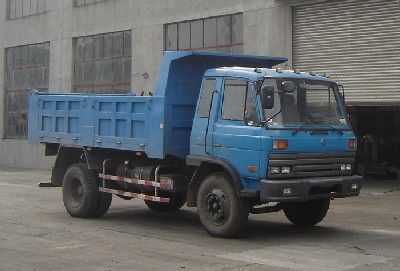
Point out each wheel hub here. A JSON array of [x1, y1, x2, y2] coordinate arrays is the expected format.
[[205, 189, 230, 223]]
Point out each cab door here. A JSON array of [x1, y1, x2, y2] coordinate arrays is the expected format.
[[211, 78, 262, 189], [190, 77, 220, 155]]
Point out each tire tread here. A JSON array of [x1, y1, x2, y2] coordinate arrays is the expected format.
[[62, 164, 111, 218], [197, 172, 249, 238], [283, 198, 330, 226]]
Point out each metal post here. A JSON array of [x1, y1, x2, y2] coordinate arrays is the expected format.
[[154, 165, 164, 197], [102, 158, 112, 188]]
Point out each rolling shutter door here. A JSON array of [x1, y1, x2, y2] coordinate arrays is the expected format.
[[292, 0, 400, 106]]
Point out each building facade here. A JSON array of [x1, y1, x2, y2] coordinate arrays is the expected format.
[[0, 0, 399, 171]]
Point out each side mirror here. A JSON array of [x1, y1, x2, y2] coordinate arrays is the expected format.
[[261, 86, 275, 109], [282, 81, 297, 93]]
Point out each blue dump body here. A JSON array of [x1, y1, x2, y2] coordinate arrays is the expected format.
[[28, 51, 287, 159]]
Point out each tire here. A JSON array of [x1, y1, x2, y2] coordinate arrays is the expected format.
[[145, 194, 186, 213], [62, 164, 111, 218], [283, 198, 330, 227], [197, 172, 249, 238], [93, 191, 112, 218]]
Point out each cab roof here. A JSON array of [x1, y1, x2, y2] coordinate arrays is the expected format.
[[204, 67, 334, 83]]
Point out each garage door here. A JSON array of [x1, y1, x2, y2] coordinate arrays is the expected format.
[[292, 0, 400, 106]]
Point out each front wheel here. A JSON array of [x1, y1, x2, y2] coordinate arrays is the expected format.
[[283, 198, 330, 226], [197, 172, 249, 238]]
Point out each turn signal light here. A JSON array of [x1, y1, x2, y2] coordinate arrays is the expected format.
[[273, 139, 288, 150], [349, 139, 357, 150], [247, 165, 258, 173]]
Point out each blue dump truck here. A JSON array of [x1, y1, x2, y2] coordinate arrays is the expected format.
[[28, 51, 362, 237]]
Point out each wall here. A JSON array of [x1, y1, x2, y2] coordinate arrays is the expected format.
[[0, 0, 291, 169]]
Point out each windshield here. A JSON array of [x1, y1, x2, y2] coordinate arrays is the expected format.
[[262, 78, 349, 129]]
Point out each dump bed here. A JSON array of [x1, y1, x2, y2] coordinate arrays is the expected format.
[[28, 92, 165, 157], [28, 51, 286, 159]]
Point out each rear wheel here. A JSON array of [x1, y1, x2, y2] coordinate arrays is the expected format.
[[197, 172, 249, 238], [145, 195, 186, 212], [93, 191, 112, 217], [283, 198, 330, 226], [62, 164, 112, 218]]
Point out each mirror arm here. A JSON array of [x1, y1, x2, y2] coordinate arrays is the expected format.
[[338, 84, 345, 103]]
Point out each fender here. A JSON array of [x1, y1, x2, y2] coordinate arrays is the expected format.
[[50, 146, 83, 186], [51, 147, 131, 186], [187, 155, 243, 191], [186, 155, 257, 206]]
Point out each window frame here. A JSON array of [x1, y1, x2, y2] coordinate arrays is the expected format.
[[197, 77, 217, 118], [4, 42, 50, 139], [6, 0, 46, 20], [164, 13, 243, 53], [244, 81, 260, 126], [72, 30, 132, 94], [74, 0, 107, 7], [220, 78, 250, 122]]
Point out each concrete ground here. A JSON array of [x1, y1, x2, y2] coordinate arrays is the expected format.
[[0, 168, 399, 271]]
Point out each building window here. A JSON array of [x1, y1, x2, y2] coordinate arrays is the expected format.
[[165, 13, 243, 53], [7, 0, 46, 20], [5, 42, 50, 139], [74, 0, 107, 7], [73, 30, 132, 93]]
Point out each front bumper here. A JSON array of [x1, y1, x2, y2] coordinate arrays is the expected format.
[[260, 175, 362, 202]]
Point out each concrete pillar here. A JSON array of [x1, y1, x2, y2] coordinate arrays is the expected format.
[[244, 4, 292, 69], [0, 0, 6, 138], [131, 25, 164, 95], [49, 38, 73, 92], [0, 46, 4, 138]]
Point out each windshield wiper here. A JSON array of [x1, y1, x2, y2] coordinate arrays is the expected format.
[[263, 109, 282, 126], [292, 123, 344, 135], [328, 125, 344, 135], [292, 123, 315, 135]]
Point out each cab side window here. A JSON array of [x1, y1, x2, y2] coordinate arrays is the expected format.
[[197, 78, 216, 118], [222, 79, 247, 121]]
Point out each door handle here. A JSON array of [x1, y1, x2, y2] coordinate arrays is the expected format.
[[213, 143, 222, 147]]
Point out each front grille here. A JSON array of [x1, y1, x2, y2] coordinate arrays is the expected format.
[[268, 152, 355, 179]]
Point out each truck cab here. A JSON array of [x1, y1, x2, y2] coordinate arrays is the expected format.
[[189, 66, 361, 204]]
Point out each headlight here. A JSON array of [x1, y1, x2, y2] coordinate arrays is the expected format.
[[341, 164, 352, 171], [281, 166, 291, 174], [270, 167, 281, 174]]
